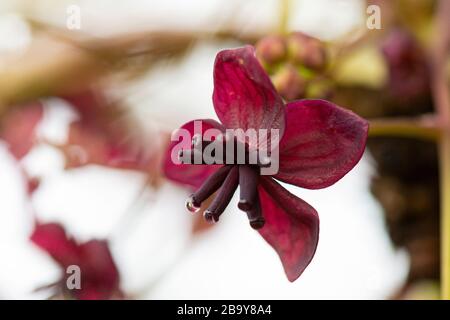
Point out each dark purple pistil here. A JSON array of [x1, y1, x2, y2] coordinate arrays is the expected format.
[[238, 165, 259, 211], [181, 135, 267, 229], [204, 165, 239, 223]]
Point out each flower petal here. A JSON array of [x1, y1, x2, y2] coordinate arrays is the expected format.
[[30, 223, 80, 267], [275, 99, 368, 189], [0, 102, 43, 159], [258, 177, 319, 282], [61, 91, 161, 173], [77, 240, 121, 300], [163, 119, 224, 189], [213, 46, 285, 137]]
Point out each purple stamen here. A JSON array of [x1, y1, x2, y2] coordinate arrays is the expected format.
[[238, 165, 259, 211], [245, 192, 265, 230], [182, 133, 272, 229], [189, 165, 233, 207], [204, 166, 239, 223]]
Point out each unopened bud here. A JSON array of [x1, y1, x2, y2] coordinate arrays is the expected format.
[[287, 32, 327, 70], [381, 29, 429, 100], [272, 64, 306, 101], [256, 35, 287, 65], [306, 79, 333, 99]]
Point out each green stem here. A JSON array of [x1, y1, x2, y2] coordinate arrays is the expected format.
[[279, 0, 291, 34], [369, 116, 441, 141], [432, 0, 450, 300], [441, 133, 450, 299]]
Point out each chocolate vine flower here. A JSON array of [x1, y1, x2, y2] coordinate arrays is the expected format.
[[164, 46, 368, 281], [31, 223, 122, 300], [381, 29, 429, 101]]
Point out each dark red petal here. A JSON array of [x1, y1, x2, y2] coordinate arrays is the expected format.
[[213, 46, 285, 138], [30, 223, 80, 267], [163, 119, 224, 190], [0, 102, 43, 159], [62, 89, 106, 122], [62, 95, 158, 172], [64, 121, 155, 171], [275, 99, 368, 189], [258, 177, 319, 282], [76, 240, 120, 299]]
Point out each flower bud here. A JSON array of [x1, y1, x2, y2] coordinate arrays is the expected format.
[[381, 29, 429, 101], [306, 79, 333, 99], [271, 64, 306, 101], [255, 35, 287, 65], [287, 32, 327, 70]]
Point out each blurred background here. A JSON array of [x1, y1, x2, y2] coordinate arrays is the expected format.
[[0, 0, 445, 299]]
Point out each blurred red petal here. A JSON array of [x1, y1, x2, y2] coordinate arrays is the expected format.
[[76, 240, 121, 300], [275, 99, 368, 189], [27, 176, 41, 194], [213, 46, 285, 138], [258, 177, 319, 282], [163, 119, 224, 190], [30, 223, 80, 267], [0, 102, 43, 159], [62, 89, 105, 122], [31, 223, 122, 300], [61, 91, 160, 174], [65, 122, 149, 170]]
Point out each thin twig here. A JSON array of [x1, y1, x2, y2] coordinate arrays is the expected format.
[[369, 114, 441, 141], [430, 0, 450, 300], [278, 0, 291, 35]]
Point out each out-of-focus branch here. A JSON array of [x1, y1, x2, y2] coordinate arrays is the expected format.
[[278, 0, 291, 34], [0, 21, 262, 112], [430, 0, 450, 300], [0, 35, 104, 113], [369, 114, 441, 141], [28, 18, 261, 55]]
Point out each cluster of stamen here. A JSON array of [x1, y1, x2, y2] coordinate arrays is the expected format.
[[179, 134, 268, 229]]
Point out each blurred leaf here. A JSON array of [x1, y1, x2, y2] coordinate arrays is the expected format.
[[332, 44, 387, 89]]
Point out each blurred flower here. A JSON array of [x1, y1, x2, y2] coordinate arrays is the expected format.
[[164, 46, 368, 281], [271, 64, 306, 101], [0, 90, 167, 190], [26, 175, 41, 195], [30, 222, 122, 300], [287, 32, 327, 71], [255, 34, 287, 65], [0, 101, 43, 160], [381, 29, 430, 102], [62, 91, 160, 172], [255, 32, 329, 101]]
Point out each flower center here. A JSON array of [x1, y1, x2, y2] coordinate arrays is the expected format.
[[182, 135, 266, 229], [178, 133, 272, 167]]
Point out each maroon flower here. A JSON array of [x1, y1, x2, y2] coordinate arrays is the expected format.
[[30, 222, 122, 300], [0, 101, 43, 160], [381, 29, 430, 101], [164, 46, 368, 281]]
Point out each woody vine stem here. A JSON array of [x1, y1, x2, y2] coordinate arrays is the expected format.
[[278, 0, 450, 298], [433, 0, 450, 300], [368, 0, 450, 299]]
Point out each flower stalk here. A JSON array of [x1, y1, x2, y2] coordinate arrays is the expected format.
[[369, 115, 441, 141], [440, 134, 450, 299], [431, 0, 450, 300], [279, 0, 291, 34]]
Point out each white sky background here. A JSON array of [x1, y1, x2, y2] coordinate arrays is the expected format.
[[0, 0, 408, 299]]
